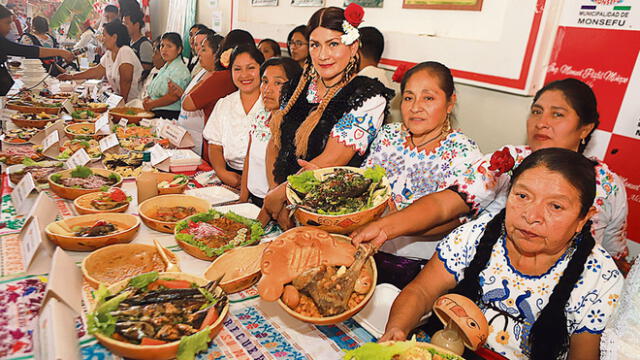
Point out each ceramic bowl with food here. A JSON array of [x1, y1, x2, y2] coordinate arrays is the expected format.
[[157, 173, 189, 195], [286, 166, 391, 234], [81, 244, 179, 288], [89, 272, 228, 360], [11, 112, 60, 128], [74, 102, 108, 113], [258, 228, 376, 325], [2, 128, 40, 145], [48, 167, 122, 200], [204, 242, 268, 294], [64, 122, 106, 139], [74, 188, 130, 215], [138, 194, 210, 233], [7, 160, 63, 187], [109, 107, 155, 124], [6, 102, 62, 115], [44, 213, 140, 251], [174, 209, 264, 261]]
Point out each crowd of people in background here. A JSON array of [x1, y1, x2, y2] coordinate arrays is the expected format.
[[0, 2, 637, 358]]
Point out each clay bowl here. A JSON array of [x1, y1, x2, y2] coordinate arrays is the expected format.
[[74, 103, 108, 113], [74, 191, 130, 215], [138, 194, 210, 233], [177, 238, 216, 261], [44, 213, 140, 251], [81, 243, 179, 288], [11, 113, 60, 128], [91, 272, 228, 360], [64, 122, 106, 139], [109, 107, 155, 125], [286, 166, 391, 234], [156, 173, 189, 195], [48, 168, 123, 200], [204, 242, 268, 293], [276, 234, 377, 325], [6, 103, 62, 115]]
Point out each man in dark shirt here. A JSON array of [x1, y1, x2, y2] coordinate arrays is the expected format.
[[123, 10, 153, 79]]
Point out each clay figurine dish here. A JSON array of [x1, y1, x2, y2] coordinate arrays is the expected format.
[[431, 294, 489, 354], [258, 227, 377, 325]]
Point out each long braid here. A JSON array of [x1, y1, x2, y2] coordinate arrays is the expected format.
[[269, 63, 312, 151], [294, 79, 348, 157], [529, 221, 595, 360]]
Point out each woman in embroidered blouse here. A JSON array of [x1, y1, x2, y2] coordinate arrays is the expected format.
[[58, 21, 143, 102], [142, 32, 191, 120], [240, 57, 302, 207], [259, 4, 394, 228], [362, 61, 482, 286], [353, 78, 629, 262], [202, 44, 265, 188], [382, 148, 623, 360]]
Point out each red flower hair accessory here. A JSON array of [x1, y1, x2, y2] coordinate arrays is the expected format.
[[488, 147, 516, 175], [392, 64, 411, 83], [344, 3, 364, 27]]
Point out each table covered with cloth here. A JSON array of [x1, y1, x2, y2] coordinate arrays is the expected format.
[[0, 170, 378, 360]]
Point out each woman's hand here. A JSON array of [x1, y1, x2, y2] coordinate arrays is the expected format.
[[167, 80, 184, 98], [261, 184, 294, 229], [378, 327, 407, 342], [57, 73, 74, 81], [57, 49, 75, 63], [142, 97, 154, 111], [218, 170, 241, 189], [297, 159, 320, 171], [351, 220, 389, 248]]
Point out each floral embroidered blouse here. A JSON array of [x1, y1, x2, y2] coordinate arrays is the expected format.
[[364, 123, 482, 210], [437, 214, 623, 359], [306, 77, 386, 156], [451, 145, 628, 259]]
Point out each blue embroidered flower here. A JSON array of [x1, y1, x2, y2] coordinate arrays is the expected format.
[[587, 309, 604, 324], [586, 259, 601, 273]]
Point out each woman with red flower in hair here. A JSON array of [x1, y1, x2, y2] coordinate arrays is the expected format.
[[259, 4, 395, 226], [353, 78, 629, 265]]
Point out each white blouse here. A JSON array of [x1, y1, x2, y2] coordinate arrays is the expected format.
[[438, 214, 623, 359], [202, 91, 264, 170], [99, 46, 143, 102]]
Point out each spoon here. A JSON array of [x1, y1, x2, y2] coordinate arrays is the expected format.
[[153, 239, 180, 272]]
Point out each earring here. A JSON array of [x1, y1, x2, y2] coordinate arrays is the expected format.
[[442, 113, 452, 133], [581, 138, 586, 145], [344, 56, 358, 79]]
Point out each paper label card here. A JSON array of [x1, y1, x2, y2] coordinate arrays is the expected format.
[[42, 130, 59, 151], [99, 133, 119, 152], [91, 84, 99, 100], [45, 248, 83, 314], [62, 100, 74, 114], [11, 173, 36, 214], [65, 148, 90, 169], [35, 298, 81, 360], [139, 118, 153, 127], [94, 112, 109, 134], [106, 93, 123, 109], [118, 118, 128, 127], [162, 123, 194, 148], [21, 217, 42, 269], [150, 144, 170, 166]]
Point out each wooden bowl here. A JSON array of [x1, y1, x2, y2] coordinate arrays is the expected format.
[[286, 166, 391, 234], [109, 107, 155, 124], [204, 242, 268, 293], [6, 103, 62, 115], [81, 244, 179, 288], [74, 103, 108, 113], [156, 173, 189, 195], [64, 122, 105, 139], [276, 234, 377, 325], [11, 113, 60, 128], [74, 192, 130, 215], [138, 194, 210, 233], [48, 168, 123, 200], [91, 272, 228, 360], [44, 213, 140, 251]]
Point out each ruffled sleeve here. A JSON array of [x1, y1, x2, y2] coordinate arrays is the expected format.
[[449, 145, 530, 217], [329, 95, 386, 155], [591, 161, 628, 259], [436, 214, 491, 281]]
